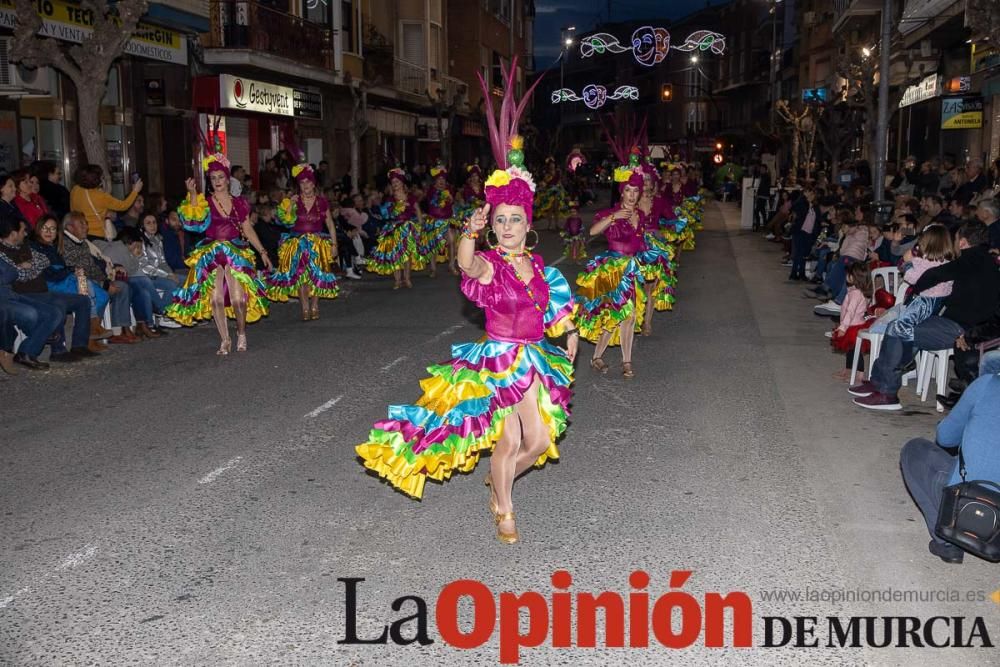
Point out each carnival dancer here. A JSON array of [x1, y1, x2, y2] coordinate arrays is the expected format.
[[575, 164, 646, 378], [267, 163, 340, 321], [454, 164, 485, 222], [422, 164, 460, 275], [166, 154, 272, 354], [533, 158, 568, 231], [635, 161, 677, 332], [356, 57, 577, 544], [560, 200, 587, 261], [368, 167, 427, 288]]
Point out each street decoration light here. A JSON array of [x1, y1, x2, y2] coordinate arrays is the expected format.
[[551, 84, 640, 109], [580, 28, 726, 64]]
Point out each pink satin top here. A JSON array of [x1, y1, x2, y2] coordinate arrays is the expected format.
[[207, 196, 251, 242], [461, 250, 549, 344], [293, 195, 330, 234], [661, 185, 685, 211], [596, 207, 646, 255], [564, 216, 583, 236], [426, 187, 454, 219]]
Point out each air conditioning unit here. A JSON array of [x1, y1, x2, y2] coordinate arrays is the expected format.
[[0, 37, 55, 97]]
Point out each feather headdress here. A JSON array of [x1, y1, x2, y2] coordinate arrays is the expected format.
[[476, 55, 545, 225]]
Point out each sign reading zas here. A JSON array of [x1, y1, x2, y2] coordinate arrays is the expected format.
[[0, 0, 187, 65], [941, 96, 983, 130]]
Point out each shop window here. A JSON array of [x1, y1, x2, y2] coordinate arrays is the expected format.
[[304, 0, 332, 25], [401, 22, 425, 66], [341, 0, 357, 53]]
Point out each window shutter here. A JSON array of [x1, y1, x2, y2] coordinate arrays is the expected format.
[[402, 23, 425, 66]]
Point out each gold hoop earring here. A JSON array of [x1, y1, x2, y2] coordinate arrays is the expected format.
[[525, 229, 539, 251], [486, 228, 499, 249]]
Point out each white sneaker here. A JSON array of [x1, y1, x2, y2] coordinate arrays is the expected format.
[[814, 300, 841, 315], [155, 316, 182, 329], [345, 268, 362, 280], [824, 331, 833, 338], [764, 233, 775, 240]]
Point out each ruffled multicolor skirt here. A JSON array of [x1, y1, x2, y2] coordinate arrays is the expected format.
[[267, 232, 340, 301], [575, 251, 646, 346], [368, 220, 428, 275], [165, 239, 269, 325], [560, 230, 588, 260], [420, 217, 452, 261], [452, 201, 481, 229], [659, 216, 696, 251], [534, 186, 569, 220], [635, 237, 677, 311], [355, 337, 574, 499]]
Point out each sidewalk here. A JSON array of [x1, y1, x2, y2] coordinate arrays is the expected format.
[[717, 200, 997, 644]]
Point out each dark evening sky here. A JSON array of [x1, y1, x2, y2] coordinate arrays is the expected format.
[[533, 0, 722, 64]]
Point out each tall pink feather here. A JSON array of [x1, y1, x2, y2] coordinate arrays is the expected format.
[[475, 55, 545, 170]]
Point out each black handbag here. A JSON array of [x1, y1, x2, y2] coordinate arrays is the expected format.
[[935, 448, 1000, 562]]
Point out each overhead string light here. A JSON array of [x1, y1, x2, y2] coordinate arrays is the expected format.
[[551, 84, 639, 109], [580, 27, 726, 65]]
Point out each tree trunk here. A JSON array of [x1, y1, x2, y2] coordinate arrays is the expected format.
[[76, 76, 110, 180], [789, 128, 800, 179]]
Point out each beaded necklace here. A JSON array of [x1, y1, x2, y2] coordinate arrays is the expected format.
[[498, 248, 544, 313]]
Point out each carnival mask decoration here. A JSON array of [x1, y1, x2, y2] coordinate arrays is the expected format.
[[632, 26, 670, 66]]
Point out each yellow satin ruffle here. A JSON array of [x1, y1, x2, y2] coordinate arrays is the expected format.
[[178, 193, 209, 222]]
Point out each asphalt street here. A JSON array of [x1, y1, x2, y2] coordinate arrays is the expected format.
[[1, 199, 997, 666]]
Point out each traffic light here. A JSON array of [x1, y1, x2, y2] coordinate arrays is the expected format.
[[715, 141, 723, 151], [660, 84, 673, 102]]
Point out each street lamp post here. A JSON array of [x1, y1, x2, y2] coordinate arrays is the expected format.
[[872, 0, 892, 214], [559, 26, 576, 145], [769, 0, 782, 132]]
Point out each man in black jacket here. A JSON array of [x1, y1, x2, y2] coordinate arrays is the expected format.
[[852, 221, 1000, 410]]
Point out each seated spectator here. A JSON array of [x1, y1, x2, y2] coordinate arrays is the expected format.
[[953, 158, 987, 205], [974, 198, 1000, 251], [0, 215, 95, 365], [852, 221, 1000, 410], [31, 213, 113, 348], [62, 212, 138, 345], [0, 175, 28, 229], [900, 373, 1000, 563], [0, 257, 26, 374], [919, 194, 954, 231], [807, 209, 868, 303], [868, 223, 893, 264], [831, 262, 875, 381], [12, 169, 48, 230], [159, 209, 188, 277], [99, 228, 171, 338], [139, 214, 182, 328], [33, 160, 70, 221], [251, 203, 282, 271], [117, 193, 144, 229]]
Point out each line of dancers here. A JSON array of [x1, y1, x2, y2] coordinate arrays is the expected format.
[[354, 59, 705, 544]]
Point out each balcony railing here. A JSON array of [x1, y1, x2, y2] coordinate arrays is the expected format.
[[209, 1, 333, 71], [394, 59, 428, 96]]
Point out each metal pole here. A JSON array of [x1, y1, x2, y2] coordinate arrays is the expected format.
[[769, 1, 778, 132], [873, 0, 892, 210]]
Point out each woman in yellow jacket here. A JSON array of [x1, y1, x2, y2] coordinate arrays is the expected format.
[[69, 164, 143, 239]]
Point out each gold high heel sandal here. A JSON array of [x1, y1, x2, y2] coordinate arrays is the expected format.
[[236, 332, 247, 352], [217, 338, 231, 356], [590, 357, 609, 374], [622, 361, 635, 379], [310, 306, 320, 320], [484, 474, 499, 516], [494, 511, 519, 544]]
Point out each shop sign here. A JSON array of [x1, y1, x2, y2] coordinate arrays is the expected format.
[[898, 73, 940, 108], [941, 96, 983, 130], [972, 44, 1000, 74], [0, 0, 188, 65], [220, 74, 293, 116], [219, 75, 323, 119], [943, 76, 970, 94]]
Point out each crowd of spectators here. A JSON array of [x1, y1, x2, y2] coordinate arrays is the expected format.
[[753, 154, 1000, 565]]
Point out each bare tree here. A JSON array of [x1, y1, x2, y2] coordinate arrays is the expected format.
[[427, 87, 462, 171], [11, 0, 149, 177], [346, 73, 379, 194], [814, 102, 862, 177], [775, 101, 814, 179]]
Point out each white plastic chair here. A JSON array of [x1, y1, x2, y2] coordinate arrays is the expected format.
[[849, 277, 911, 384], [870, 266, 899, 296], [916, 348, 954, 411]]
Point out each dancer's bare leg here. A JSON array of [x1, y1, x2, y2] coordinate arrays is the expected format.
[[490, 406, 522, 537], [298, 284, 310, 320], [621, 313, 636, 377], [594, 330, 613, 361], [447, 229, 458, 274], [512, 377, 550, 478], [210, 268, 230, 355], [310, 293, 319, 318], [393, 269, 401, 289], [643, 281, 656, 333], [223, 268, 248, 351], [403, 261, 412, 288]]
